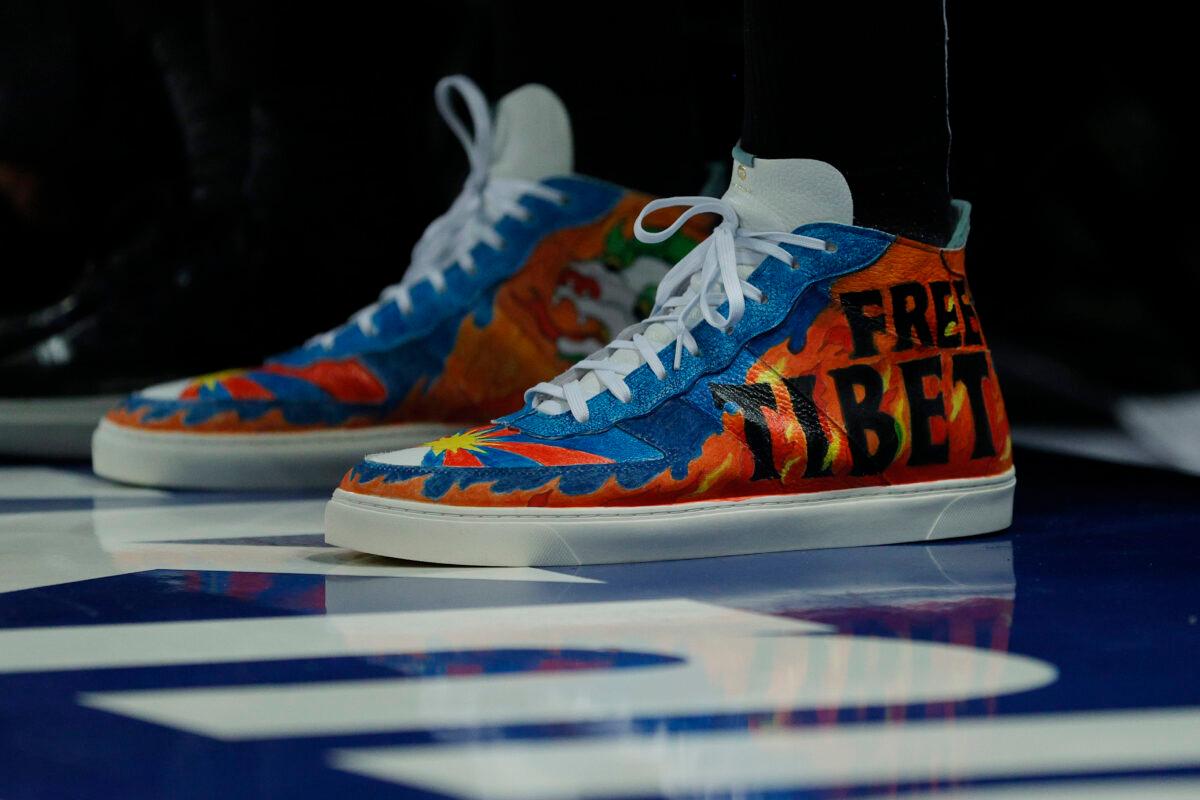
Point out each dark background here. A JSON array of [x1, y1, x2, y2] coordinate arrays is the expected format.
[[1, 1, 1194, 417]]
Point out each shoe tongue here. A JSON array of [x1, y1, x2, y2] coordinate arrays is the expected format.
[[721, 155, 853, 232], [490, 84, 573, 181], [534, 155, 854, 418]]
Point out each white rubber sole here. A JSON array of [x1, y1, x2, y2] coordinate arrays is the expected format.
[[324, 468, 1017, 566], [0, 395, 123, 458], [92, 419, 462, 491]]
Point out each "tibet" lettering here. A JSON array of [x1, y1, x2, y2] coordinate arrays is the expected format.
[[710, 280, 997, 479]]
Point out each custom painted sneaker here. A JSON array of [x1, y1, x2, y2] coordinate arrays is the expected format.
[[327, 153, 1015, 565], [92, 76, 703, 489]]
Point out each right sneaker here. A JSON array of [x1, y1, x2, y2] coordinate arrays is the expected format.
[[326, 153, 1015, 566], [92, 76, 705, 489]]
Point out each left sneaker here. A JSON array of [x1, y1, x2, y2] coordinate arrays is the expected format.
[[327, 153, 1016, 565], [91, 76, 702, 488]]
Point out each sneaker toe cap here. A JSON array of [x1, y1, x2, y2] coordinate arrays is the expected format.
[[106, 363, 389, 433], [338, 424, 668, 507]]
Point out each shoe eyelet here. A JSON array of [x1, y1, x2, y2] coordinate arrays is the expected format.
[[824, 241, 838, 253]]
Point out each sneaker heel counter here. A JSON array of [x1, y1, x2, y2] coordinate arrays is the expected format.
[[833, 233, 1013, 483], [939, 241, 1014, 473]]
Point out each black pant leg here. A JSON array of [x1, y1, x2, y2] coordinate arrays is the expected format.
[[741, 0, 954, 243]]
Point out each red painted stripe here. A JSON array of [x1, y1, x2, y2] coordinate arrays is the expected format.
[[262, 359, 387, 404], [491, 441, 613, 466], [220, 376, 275, 400], [442, 449, 484, 467]]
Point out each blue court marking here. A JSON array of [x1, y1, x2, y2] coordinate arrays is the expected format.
[[1, 649, 681, 704], [0, 571, 323, 628], [0, 490, 327, 515]]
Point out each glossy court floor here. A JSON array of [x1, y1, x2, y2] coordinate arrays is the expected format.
[[1, 446, 1198, 799]]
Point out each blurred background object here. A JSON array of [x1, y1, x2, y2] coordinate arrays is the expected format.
[[0, 0, 462, 373], [949, 4, 1200, 473], [0, 0, 475, 455]]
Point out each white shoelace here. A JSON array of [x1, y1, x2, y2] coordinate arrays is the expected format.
[[526, 197, 830, 423], [311, 75, 564, 348]]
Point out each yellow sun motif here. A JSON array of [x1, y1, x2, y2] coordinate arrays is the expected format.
[[426, 428, 494, 455], [191, 368, 247, 392]]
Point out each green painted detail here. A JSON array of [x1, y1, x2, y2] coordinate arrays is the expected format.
[[560, 349, 590, 363], [635, 285, 657, 320], [602, 222, 699, 271]]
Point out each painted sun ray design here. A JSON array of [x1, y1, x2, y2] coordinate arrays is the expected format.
[[424, 426, 616, 469]]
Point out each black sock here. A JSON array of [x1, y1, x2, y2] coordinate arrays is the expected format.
[[741, 0, 954, 244]]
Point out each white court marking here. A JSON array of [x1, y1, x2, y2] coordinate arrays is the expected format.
[[0, 466, 166, 499], [0, 474, 596, 591], [1, 599, 819, 673], [68, 599, 1054, 740], [330, 708, 1200, 800]]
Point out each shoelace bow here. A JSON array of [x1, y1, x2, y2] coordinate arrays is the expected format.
[[527, 197, 830, 423], [312, 75, 563, 348]]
